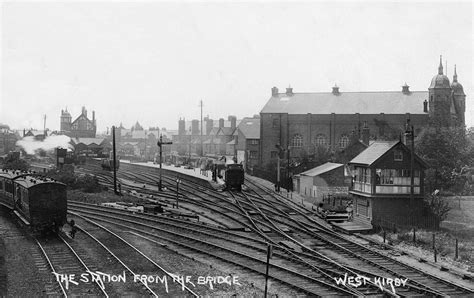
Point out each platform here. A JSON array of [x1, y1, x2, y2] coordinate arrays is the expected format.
[[121, 160, 213, 180], [332, 220, 373, 233]]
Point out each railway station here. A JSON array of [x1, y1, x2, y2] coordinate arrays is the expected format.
[[1, 2, 474, 297]]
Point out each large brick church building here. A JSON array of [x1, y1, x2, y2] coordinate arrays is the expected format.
[[259, 57, 466, 168]]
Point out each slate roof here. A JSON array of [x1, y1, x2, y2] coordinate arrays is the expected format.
[[349, 141, 399, 166], [237, 118, 260, 139], [261, 91, 428, 114], [299, 162, 344, 177]]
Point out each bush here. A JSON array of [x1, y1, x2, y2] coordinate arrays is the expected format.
[[46, 167, 102, 193]]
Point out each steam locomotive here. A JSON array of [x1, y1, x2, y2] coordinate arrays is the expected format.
[[0, 169, 67, 231]]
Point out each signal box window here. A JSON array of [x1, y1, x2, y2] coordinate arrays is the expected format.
[[394, 150, 403, 161]]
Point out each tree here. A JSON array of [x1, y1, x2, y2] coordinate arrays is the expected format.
[[415, 126, 474, 193], [424, 192, 451, 222], [3, 159, 30, 171]]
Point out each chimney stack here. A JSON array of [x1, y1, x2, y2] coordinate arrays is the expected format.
[[219, 118, 224, 128], [402, 83, 410, 94], [286, 86, 293, 96], [206, 118, 213, 135], [178, 118, 186, 136], [191, 119, 199, 135], [361, 121, 370, 146], [271, 86, 279, 97], [228, 115, 237, 129], [92, 111, 96, 125], [332, 84, 340, 95]]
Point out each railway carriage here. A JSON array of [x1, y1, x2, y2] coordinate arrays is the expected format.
[[0, 169, 67, 231]]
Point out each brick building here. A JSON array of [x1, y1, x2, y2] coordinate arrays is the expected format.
[[60, 106, 97, 138], [234, 117, 260, 172], [259, 58, 466, 170]]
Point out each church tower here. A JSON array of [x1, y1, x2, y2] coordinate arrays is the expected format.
[[428, 56, 453, 127], [60, 108, 72, 132], [451, 65, 466, 127]]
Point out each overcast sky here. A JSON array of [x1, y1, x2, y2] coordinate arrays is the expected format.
[[1, 1, 473, 132]]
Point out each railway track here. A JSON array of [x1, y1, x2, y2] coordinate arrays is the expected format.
[[34, 235, 107, 296], [243, 176, 474, 296], [68, 212, 199, 297], [76, 160, 474, 296], [68, 201, 361, 296]]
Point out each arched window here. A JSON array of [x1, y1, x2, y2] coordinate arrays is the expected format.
[[292, 134, 303, 148], [339, 135, 350, 149], [314, 134, 327, 146]]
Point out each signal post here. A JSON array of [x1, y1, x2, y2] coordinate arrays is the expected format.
[[157, 134, 172, 191]]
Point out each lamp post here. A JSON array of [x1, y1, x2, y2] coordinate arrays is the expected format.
[[157, 134, 172, 191]]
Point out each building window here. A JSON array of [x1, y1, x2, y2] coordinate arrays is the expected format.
[[394, 150, 403, 161], [272, 118, 279, 128], [339, 135, 349, 149], [250, 139, 259, 145], [292, 134, 303, 148], [249, 151, 258, 159], [314, 134, 327, 146], [271, 151, 278, 159]]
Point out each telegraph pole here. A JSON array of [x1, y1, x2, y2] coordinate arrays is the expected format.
[[112, 126, 118, 194], [199, 100, 203, 156]]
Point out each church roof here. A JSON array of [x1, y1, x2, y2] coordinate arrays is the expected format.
[[261, 91, 428, 115]]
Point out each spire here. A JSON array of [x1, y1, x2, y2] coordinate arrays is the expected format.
[[438, 55, 443, 75], [453, 64, 458, 82]]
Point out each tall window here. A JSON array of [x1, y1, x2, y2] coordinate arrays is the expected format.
[[339, 135, 349, 149], [292, 134, 303, 148], [314, 134, 327, 146], [272, 118, 279, 128]]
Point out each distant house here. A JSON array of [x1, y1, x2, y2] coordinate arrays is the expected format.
[[234, 117, 260, 172], [23, 129, 47, 141], [293, 162, 350, 199], [348, 140, 431, 229]]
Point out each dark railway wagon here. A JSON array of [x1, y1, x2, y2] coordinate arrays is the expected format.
[[101, 158, 120, 170], [0, 169, 67, 231], [225, 164, 245, 191]]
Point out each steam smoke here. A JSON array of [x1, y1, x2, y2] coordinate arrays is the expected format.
[[16, 135, 73, 155]]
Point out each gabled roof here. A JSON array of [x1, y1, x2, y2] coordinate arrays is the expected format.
[[71, 114, 94, 126], [299, 162, 344, 177], [237, 117, 260, 139], [349, 140, 428, 168], [209, 127, 220, 136], [25, 130, 45, 137], [261, 91, 428, 115], [219, 127, 235, 136], [349, 141, 398, 166]]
